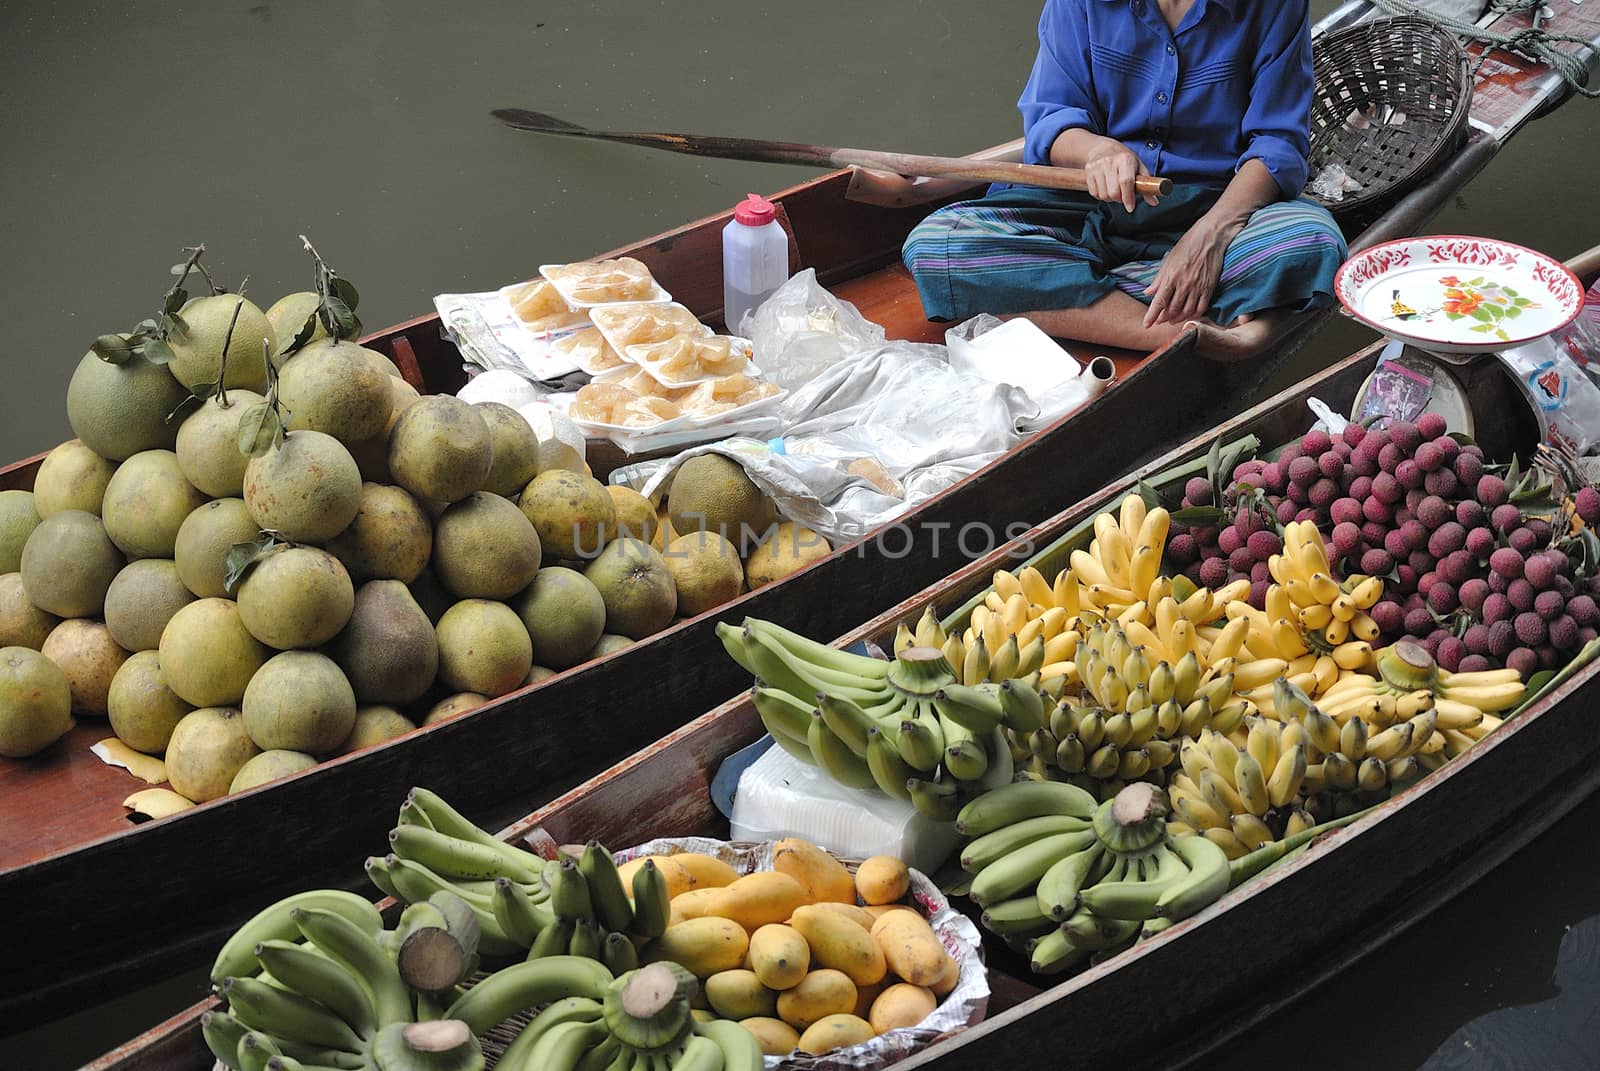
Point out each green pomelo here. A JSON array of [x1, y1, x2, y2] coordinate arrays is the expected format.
[[512, 566, 605, 670], [387, 396, 493, 504], [20, 510, 124, 619], [241, 651, 357, 755], [159, 598, 269, 707], [664, 531, 744, 617], [174, 498, 258, 598], [435, 599, 532, 698], [604, 485, 658, 544], [0, 490, 41, 574], [339, 705, 416, 754], [103, 559, 196, 652], [476, 402, 541, 497], [667, 454, 777, 554], [586, 634, 633, 659], [408, 566, 453, 625], [433, 492, 541, 600], [175, 390, 266, 498], [323, 483, 432, 584], [0, 573, 59, 649], [264, 291, 327, 360], [329, 580, 438, 705], [65, 349, 189, 461], [164, 707, 259, 802], [278, 339, 394, 445], [101, 450, 206, 560], [745, 522, 832, 590], [167, 294, 274, 393], [33, 440, 117, 518], [0, 646, 74, 757], [520, 469, 615, 560], [242, 430, 362, 543], [237, 547, 354, 650], [41, 619, 130, 716], [583, 538, 677, 640], [423, 693, 488, 725], [106, 650, 194, 754], [229, 749, 318, 794]]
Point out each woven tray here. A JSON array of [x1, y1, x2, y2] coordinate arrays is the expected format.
[[1307, 15, 1473, 217]]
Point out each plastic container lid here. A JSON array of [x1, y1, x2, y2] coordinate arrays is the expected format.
[[732, 193, 777, 227]]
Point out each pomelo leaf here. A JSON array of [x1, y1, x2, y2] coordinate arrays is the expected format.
[[223, 533, 281, 594], [283, 310, 319, 358], [137, 337, 175, 366], [329, 274, 359, 310], [163, 286, 188, 318], [237, 403, 281, 458]]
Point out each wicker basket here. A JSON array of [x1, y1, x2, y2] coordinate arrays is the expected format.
[[1306, 15, 1473, 217]]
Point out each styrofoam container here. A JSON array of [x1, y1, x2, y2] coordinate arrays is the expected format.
[[626, 335, 761, 389], [589, 301, 714, 360], [540, 262, 671, 309], [731, 744, 960, 876]]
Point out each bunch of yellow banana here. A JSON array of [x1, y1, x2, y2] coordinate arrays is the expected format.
[[1268, 520, 1383, 648], [1066, 495, 1172, 618], [1312, 639, 1521, 742], [897, 603, 1067, 690], [1021, 619, 1245, 797], [1168, 718, 1315, 858]]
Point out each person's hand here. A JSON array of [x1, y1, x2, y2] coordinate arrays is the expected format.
[[1143, 223, 1232, 328], [1083, 137, 1159, 213]]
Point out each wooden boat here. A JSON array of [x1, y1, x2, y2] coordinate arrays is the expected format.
[[9, 0, 1598, 1028], [85, 239, 1600, 1071]]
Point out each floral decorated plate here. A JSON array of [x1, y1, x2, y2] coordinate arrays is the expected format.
[[1334, 236, 1584, 354]]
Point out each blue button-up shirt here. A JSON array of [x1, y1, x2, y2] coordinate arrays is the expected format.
[[1018, 0, 1314, 197]]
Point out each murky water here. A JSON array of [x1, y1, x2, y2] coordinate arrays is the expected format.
[[2, 1, 1598, 1067]]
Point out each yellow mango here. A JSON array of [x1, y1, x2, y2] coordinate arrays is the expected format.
[[738, 1017, 800, 1056], [647, 916, 749, 978], [789, 905, 887, 986], [775, 969, 857, 1031], [772, 838, 856, 904], [863, 904, 918, 922], [806, 901, 877, 932], [671, 887, 721, 921], [854, 855, 911, 906], [704, 969, 778, 1020], [928, 950, 960, 997], [870, 910, 946, 988], [704, 870, 810, 931], [620, 855, 697, 899], [798, 1013, 876, 1054], [851, 978, 886, 1020], [748, 923, 810, 991], [666, 851, 740, 889], [868, 983, 937, 1034]]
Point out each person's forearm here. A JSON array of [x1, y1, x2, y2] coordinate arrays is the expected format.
[[1047, 128, 1117, 169], [1195, 159, 1281, 241]]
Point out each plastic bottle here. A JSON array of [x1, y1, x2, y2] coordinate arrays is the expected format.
[[722, 193, 791, 334]]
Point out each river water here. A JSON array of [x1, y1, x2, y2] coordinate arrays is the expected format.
[[2, 1, 1598, 1067]]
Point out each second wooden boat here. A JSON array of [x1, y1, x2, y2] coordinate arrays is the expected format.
[[84, 241, 1600, 1071]]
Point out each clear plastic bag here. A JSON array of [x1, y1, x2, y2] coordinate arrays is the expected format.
[[746, 268, 887, 392]]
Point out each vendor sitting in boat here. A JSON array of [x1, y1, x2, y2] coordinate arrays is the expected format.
[[903, 0, 1345, 360]]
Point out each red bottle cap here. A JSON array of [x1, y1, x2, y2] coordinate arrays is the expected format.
[[733, 193, 777, 226]]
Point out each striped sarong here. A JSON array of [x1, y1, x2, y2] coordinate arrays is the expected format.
[[902, 183, 1346, 326]]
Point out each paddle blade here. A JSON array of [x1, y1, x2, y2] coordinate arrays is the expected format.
[[491, 108, 589, 134]]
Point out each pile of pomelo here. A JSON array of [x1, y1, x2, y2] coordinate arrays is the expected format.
[[0, 250, 831, 810]]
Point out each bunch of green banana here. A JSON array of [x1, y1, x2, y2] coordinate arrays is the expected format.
[[722, 616, 1053, 819], [1018, 619, 1239, 797], [490, 962, 760, 1071], [957, 780, 1230, 976], [367, 788, 553, 959], [524, 845, 644, 975]]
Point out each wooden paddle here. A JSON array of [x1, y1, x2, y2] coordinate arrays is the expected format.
[[491, 109, 1173, 199]]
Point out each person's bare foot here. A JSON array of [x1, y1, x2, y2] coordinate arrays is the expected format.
[[1189, 308, 1296, 362]]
